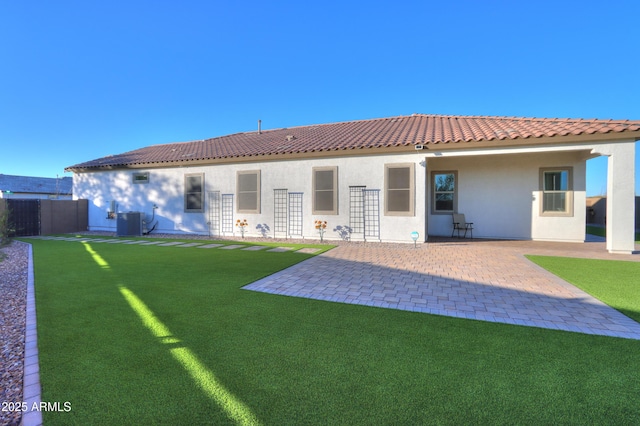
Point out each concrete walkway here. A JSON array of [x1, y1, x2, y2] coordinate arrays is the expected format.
[[245, 238, 640, 340]]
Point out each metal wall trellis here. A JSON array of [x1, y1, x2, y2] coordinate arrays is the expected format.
[[207, 191, 221, 236], [288, 192, 303, 237], [349, 186, 366, 234], [274, 189, 288, 237], [363, 189, 380, 240], [221, 194, 234, 234]]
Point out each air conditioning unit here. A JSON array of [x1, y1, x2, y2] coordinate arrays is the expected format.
[[116, 212, 143, 236]]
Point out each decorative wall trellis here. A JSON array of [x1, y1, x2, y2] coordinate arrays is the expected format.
[[363, 189, 381, 240], [221, 194, 234, 234], [288, 192, 303, 237], [274, 189, 288, 237], [349, 186, 366, 235], [207, 191, 221, 236]]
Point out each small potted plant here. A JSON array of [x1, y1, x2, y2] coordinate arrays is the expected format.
[[236, 219, 248, 238], [314, 220, 327, 242]]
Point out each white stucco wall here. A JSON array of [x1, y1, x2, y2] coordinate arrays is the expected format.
[[73, 153, 428, 243]]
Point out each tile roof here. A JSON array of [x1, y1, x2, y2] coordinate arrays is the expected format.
[[66, 114, 640, 171], [0, 174, 73, 195]]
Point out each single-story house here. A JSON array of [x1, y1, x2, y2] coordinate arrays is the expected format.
[[0, 174, 73, 200], [66, 114, 640, 254]]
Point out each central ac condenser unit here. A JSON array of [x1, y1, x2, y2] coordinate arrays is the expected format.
[[116, 212, 143, 236]]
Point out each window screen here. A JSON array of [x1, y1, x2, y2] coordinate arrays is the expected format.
[[385, 164, 414, 215], [185, 174, 204, 212], [313, 167, 337, 214], [237, 171, 260, 213]]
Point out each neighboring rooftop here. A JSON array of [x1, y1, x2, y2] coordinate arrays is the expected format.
[[66, 114, 640, 171], [0, 174, 72, 195]]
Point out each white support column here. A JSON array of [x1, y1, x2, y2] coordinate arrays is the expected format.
[[605, 142, 636, 254]]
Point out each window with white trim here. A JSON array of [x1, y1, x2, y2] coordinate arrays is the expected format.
[[540, 168, 573, 215], [312, 166, 338, 214], [237, 170, 261, 213]]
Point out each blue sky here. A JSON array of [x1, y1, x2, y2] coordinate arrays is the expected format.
[[1, 1, 638, 195]]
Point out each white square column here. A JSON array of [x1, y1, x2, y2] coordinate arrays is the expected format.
[[605, 141, 636, 254]]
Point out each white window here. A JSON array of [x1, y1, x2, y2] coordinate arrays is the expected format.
[[541, 168, 573, 216], [313, 166, 338, 214], [385, 163, 414, 216], [237, 170, 261, 214]]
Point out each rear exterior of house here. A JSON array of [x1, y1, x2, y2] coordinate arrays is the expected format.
[[66, 114, 640, 253]]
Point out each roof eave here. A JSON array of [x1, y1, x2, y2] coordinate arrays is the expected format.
[[65, 129, 640, 173], [66, 145, 421, 172], [425, 130, 640, 151]]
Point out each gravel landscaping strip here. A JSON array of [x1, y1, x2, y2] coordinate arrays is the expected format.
[[0, 241, 28, 426]]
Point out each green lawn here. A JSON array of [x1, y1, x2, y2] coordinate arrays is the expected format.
[[527, 255, 640, 323], [27, 238, 640, 425], [586, 225, 640, 242]]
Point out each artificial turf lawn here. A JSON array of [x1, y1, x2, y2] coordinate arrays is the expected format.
[[28, 239, 640, 425], [527, 255, 640, 323]]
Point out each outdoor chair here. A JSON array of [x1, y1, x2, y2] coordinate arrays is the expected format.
[[451, 213, 474, 238]]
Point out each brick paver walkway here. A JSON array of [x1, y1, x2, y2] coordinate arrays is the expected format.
[[245, 238, 640, 340]]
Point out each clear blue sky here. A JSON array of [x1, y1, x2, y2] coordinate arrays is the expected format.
[[1, 1, 638, 195]]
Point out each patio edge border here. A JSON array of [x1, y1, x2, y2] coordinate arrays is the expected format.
[[20, 243, 43, 426]]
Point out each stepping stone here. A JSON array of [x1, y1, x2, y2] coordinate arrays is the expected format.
[[157, 242, 185, 246], [139, 241, 166, 245], [242, 246, 267, 251], [197, 244, 224, 249], [267, 247, 294, 252], [107, 239, 133, 243], [124, 241, 148, 244], [219, 244, 245, 250], [296, 248, 322, 254], [175, 243, 203, 247]]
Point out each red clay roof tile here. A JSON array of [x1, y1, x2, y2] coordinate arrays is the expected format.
[[66, 114, 640, 170]]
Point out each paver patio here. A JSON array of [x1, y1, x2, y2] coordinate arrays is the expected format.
[[244, 238, 640, 340]]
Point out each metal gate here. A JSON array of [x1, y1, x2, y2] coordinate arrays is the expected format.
[[7, 199, 40, 236]]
